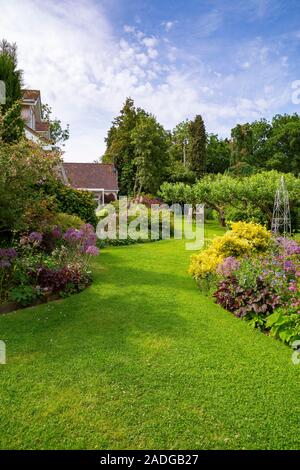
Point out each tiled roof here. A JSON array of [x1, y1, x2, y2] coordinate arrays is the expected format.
[[62, 163, 119, 191], [24, 124, 50, 143], [35, 121, 50, 131], [22, 89, 40, 101]]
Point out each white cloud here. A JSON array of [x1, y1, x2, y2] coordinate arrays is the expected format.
[[0, 0, 295, 161], [142, 36, 159, 48], [162, 21, 175, 32], [147, 48, 158, 59], [136, 53, 149, 66], [241, 61, 251, 69], [196, 10, 223, 37], [124, 25, 135, 33]]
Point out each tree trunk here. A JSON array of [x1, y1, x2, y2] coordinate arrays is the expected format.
[[219, 209, 226, 227], [137, 182, 143, 200], [133, 174, 138, 198]]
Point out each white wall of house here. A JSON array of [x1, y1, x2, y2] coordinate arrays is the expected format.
[[77, 188, 118, 207], [24, 127, 53, 151]]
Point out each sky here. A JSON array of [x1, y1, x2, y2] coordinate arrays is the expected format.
[[1, 0, 300, 161]]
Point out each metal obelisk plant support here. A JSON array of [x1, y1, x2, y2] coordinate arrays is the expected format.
[[271, 176, 292, 237]]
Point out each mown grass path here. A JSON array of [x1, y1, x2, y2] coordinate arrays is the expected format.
[[0, 223, 300, 449]]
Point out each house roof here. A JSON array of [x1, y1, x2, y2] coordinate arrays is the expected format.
[[35, 121, 50, 132], [24, 124, 50, 143], [22, 89, 40, 102], [62, 163, 119, 191]]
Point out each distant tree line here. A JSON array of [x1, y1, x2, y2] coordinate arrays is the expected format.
[[103, 98, 300, 196], [159, 171, 300, 230]]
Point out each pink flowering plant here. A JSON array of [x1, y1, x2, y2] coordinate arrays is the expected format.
[[216, 256, 240, 278], [58, 223, 99, 269], [214, 236, 300, 345], [1, 223, 100, 307]]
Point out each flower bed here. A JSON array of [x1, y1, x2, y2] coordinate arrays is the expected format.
[[97, 199, 175, 247], [0, 223, 99, 311], [190, 222, 300, 347]]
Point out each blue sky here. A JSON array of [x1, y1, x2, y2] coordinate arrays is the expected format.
[[1, 0, 300, 161]]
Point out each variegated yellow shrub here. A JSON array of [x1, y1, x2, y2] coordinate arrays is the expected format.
[[230, 221, 271, 251], [189, 222, 271, 280], [189, 246, 223, 279], [212, 233, 251, 257]]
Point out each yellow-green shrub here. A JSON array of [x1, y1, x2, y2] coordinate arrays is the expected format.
[[229, 221, 271, 251], [51, 212, 85, 232], [189, 247, 223, 279], [189, 221, 271, 279]]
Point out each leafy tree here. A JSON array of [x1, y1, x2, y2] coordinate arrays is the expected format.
[[230, 119, 272, 172], [188, 115, 207, 177], [42, 182, 97, 227], [206, 134, 231, 174], [166, 120, 196, 183], [42, 104, 70, 147], [169, 120, 190, 165], [230, 115, 300, 175], [159, 171, 300, 230], [166, 161, 196, 184], [193, 174, 237, 226], [131, 113, 169, 196], [248, 118, 272, 167], [103, 97, 138, 194], [232, 171, 300, 226], [0, 139, 61, 236], [264, 114, 300, 174], [160, 176, 231, 226], [0, 39, 23, 142], [0, 39, 22, 110], [230, 123, 253, 168], [160, 181, 196, 206], [227, 161, 256, 176], [211, 171, 300, 228], [0, 101, 24, 143]]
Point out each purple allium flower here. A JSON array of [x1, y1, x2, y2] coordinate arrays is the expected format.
[[82, 223, 94, 232], [85, 245, 99, 256], [0, 248, 17, 259], [284, 260, 296, 272], [52, 226, 62, 239], [0, 260, 11, 268], [63, 228, 74, 241], [216, 256, 240, 277], [64, 228, 84, 243], [276, 237, 300, 255], [63, 224, 98, 260], [0, 247, 17, 269], [28, 231, 43, 243]]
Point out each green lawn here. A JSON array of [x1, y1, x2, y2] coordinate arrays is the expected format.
[[0, 222, 300, 450]]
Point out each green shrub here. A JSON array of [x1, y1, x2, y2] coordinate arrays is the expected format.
[[205, 208, 218, 221], [98, 202, 174, 244], [9, 285, 41, 307], [266, 307, 300, 345], [98, 236, 154, 248], [55, 186, 97, 226], [0, 139, 60, 235], [160, 171, 300, 231], [51, 212, 85, 231], [225, 205, 266, 225]]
